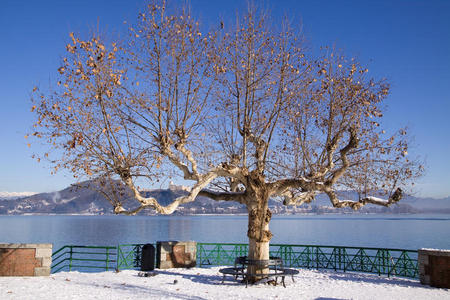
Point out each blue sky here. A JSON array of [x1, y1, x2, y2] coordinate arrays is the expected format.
[[0, 0, 449, 197]]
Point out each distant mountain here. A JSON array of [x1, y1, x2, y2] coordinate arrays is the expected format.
[[401, 195, 450, 210], [312, 191, 450, 213], [0, 181, 449, 215], [0, 180, 246, 215], [0, 183, 112, 215], [0, 191, 37, 200]]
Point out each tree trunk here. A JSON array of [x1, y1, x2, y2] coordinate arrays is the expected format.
[[248, 234, 270, 282], [246, 191, 272, 283]]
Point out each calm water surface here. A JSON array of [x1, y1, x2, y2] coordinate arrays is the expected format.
[[0, 214, 448, 251]]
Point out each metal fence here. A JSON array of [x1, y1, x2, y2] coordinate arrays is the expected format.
[[51, 245, 117, 273], [116, 243, 159, 270], [51, 242, 419, 279], [51, 244, 156, 273], [197, 243, 419, 279]]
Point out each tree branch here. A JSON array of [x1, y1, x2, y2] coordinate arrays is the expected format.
[[174, 140, 199, 179], [114, 162, 247, 215], [324, 187, 403, 210], [326, 127, 359, 185], [269, 177, 325, 196], [280, 190, 317, 206], [198, 189, 247, 205], [160, 140, 198, 181]]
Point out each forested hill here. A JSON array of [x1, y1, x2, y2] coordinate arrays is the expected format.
[[1, 181, 449, 215], [0, 181, 246, 215]]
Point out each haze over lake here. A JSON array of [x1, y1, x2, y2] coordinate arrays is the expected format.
[[0, 214, 448, 251]]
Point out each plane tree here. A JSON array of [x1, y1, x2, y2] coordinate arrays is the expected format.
[[30, 2, 422, 281]]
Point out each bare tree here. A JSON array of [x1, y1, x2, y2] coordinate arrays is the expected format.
[[30, 1, 422, 281]]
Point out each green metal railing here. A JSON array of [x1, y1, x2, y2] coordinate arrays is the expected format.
[[51, 242, 419, 279], [51, 245, 117, 273], [116, 243, 156, 270], [196, 243, 419, 279], [51, 243, 156, 273]]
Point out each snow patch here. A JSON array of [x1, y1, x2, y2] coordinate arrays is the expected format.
[[367, 196, 388, 202], [59, 197, 77, 204], [0, 191, 37, 200], [420, 248, 450, 253]]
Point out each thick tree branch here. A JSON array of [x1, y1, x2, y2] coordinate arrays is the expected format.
[[198, 189, 247, 205], [246, 130, 267, 174], [114, 162, 247, 215], [312, 133, 342, 179], [174, 140, 199, 178], [269, 177, 325, 196], [326, 127, 359, 185], [160, 140, 198, 181], [280, 190, 317, 206], [324, 187, 403, 210], [115, 169, 218, 215]]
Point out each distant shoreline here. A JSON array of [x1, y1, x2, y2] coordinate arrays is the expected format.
[[1, 211, 449, 217]]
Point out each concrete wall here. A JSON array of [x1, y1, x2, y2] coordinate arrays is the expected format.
[[157, 241, 196, 269], [0, 243, 52, 276], [418, 248, 450, 288]]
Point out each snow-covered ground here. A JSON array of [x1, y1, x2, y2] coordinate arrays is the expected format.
[[0, 267, 448, 300]]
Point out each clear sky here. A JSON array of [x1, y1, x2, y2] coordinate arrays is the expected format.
[[0, 0, 449, 198]]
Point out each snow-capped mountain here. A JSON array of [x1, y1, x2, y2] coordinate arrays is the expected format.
[[0, 191, 37, 200]]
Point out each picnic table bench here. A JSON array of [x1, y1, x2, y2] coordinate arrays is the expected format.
[[219, 256, 299, 287]]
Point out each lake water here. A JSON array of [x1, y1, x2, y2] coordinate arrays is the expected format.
[[0, 214, 449, 252]]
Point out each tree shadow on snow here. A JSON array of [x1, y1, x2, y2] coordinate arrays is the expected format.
[[58, 274, 208, 300], [109, 282, 208, 300], [153, 269, 298, 287], [152, 269, 230, 286]]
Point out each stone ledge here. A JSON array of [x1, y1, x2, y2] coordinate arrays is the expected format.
[[0, 243, 52, 249], [34, 267, 51, 276], [41, 257, 52, 268], [35, 248, 53, 258], [419, 248, 450, 257]]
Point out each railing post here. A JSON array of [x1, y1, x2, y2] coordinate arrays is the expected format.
[[197, 243, 202, 267], [216, 245, 220, 264], [387, 250, 391, 277], [306, 246, 311, 268], [69, 246, 73, 271], [315, 246, 319, 270], [289, 246, 292, 267], [344, 248, 348, 273], [106, 247, 109, 271], [379, 250, 383, 276], [335, 247, 338, 271], [360, 248, 363, 271], [116, 245, 119, 271]]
